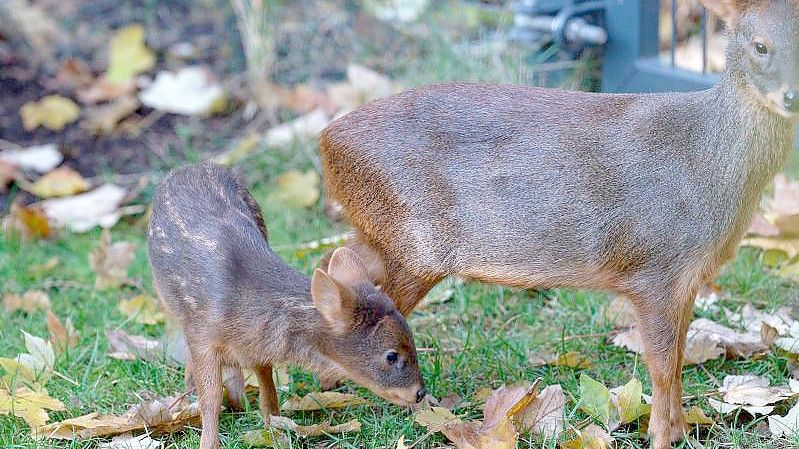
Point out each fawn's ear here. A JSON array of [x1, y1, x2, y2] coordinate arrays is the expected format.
[[311, 268, 352, 332], [326, 247, 371, 289], [699, 0, 747, 21]]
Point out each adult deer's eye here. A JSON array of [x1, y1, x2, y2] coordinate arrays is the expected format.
[[754, 42, 769, 55], [386, 351, 398, 364]]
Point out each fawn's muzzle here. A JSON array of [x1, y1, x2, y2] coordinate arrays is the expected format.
[[784, 90, 799, 112], [415, 387, 427, 403]]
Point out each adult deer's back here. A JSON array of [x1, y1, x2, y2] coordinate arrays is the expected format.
[[320, 1, 799, 448]]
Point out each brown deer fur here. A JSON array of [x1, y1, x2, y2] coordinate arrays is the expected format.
[[318, 1, 799, 448]]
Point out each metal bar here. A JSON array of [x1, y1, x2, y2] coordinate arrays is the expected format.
[[671, 0, 677, 67], [700, 7, 708, 74]]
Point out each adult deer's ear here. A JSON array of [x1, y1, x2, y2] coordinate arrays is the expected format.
[[326, 247, 371, 289], [699, 0, 747, 22], [311, 269, 352, 333]]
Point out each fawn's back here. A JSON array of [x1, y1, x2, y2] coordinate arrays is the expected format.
[[148, 163, 309, 330]]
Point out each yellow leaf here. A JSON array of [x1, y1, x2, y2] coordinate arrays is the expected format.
[[560, 424, 614, 449], [106, 25, 155, 83], [80, 95, 140, 135], [3, 290, 50, 314], [27, 166, 90, 198], [272, 169, 320, 208], [118, 295, 164, 325], [0, 387, 65, 428], [240, 427, 290, 447], [616, 378, 647, 424], [552, 352, 594, 369], [20, 95, 80, 131], [1, 203, 52, 241], [684, 406, 714, 426], [0, 331, 56, 390], [281, 391, 367, 411], [578, 374, 611, 428]]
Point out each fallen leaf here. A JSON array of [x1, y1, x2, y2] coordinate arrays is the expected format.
[[726, 304, 797, 336], [240, 427, 290, 447], [684, 406, 714, 426], [3, 290, 50, 314], [81, 95, 140, 135], [270, 414, 361, 437], [719, 375, 792, 407], [52, 59, 94, 90], [578, 374, 611, 428], [106, 25, 155, 83], [396, 434, 409, 449], [530, 351, 593, 369], [99, 433, 161, 449], [283, 84, 337, 114], [139, 67, 224, 115], [265, 109, 329, 148], [36, 394, 200, 440], [1, 203, 52, 240], [28, 257, 60, 275], [740, 236, 799, 259], [517, 384, 566, 438], [365, 0, 429, 23], [0, 387, 65, 428], [0, 144, 63, 173], [281, 391, 368, 411], [118, 295, 164, 325], [769, 401, 799, 438], [20, 95, 80, 131], [616, 378, 648, 424], [39, 184, 129, 232], [106, 330, 161, 361], [347, 64, 393, 103], [415, 406, 461, 432], [272, 169, 320, 208], [89, 230, 136, 289], [560, 424, 614, 449], [761, 174, 799, 237], [707, 397, 774, 416], [77, 77, 137, 104], [27, 166, 90, 198], [0, 331, 56, 389], [47, 310, 78, 354]]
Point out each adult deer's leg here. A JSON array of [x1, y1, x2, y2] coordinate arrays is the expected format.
[[191, 347, 223, 449], [628, 285, 695, 449], [255, 364, 280, 422], [669, 290, 697, 441]]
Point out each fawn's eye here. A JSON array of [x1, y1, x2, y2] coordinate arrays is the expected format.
[[386, 351, 399, 364], [754, 42, 769, 55]]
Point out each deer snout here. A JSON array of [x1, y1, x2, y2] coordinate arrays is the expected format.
[[415, 387, 427, 403], [784, 89, 799, 112]]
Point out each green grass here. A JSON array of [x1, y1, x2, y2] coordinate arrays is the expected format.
[[2, 153, 799, 448]]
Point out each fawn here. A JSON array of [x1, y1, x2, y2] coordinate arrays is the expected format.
[[147, 163, 425, 449], [318, 1, 799, 447]]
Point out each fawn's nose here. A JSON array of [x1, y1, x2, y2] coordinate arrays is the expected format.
[[784, 90, 799, 112], [415, 388, 427, 403]]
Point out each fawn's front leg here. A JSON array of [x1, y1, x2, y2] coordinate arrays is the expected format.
[[191, 347, 223, 449], [629, 287, 695, 449], [255, 364, 280, 423]]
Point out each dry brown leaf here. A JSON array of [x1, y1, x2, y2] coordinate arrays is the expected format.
[[47, 310, 78, 354], [20, 95, 80, 131], [265, 109, 329, 148], [718, 374, 792, 407], [3, 290, 50, 314], [118, 295, 164, 325], [707, 397, 774, 416], [269, 415, 361, 437], [769, 400, 799, 438], [81, 95, 140, 135], [36, 394, 199, 440], [517, 384, 566, 438], [77, 77, 137, 104], [89, 230, 136, 289], [283, 84, 337, 115], [106, 330, 161, 361], [438, 393, 464, 410], [52, 59, 94, 90], [27, 166, 90, 198], [604, 296, 637, 329], [99, 433, 161, 449], [726, 304, 797, 336], [281, 391, 368, 411], [1, 203, 52, 241]]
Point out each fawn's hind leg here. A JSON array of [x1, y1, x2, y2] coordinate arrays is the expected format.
[[255, 364, 280, 422], [628, 285, 696, 449], [190, 347, 223, 449]]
